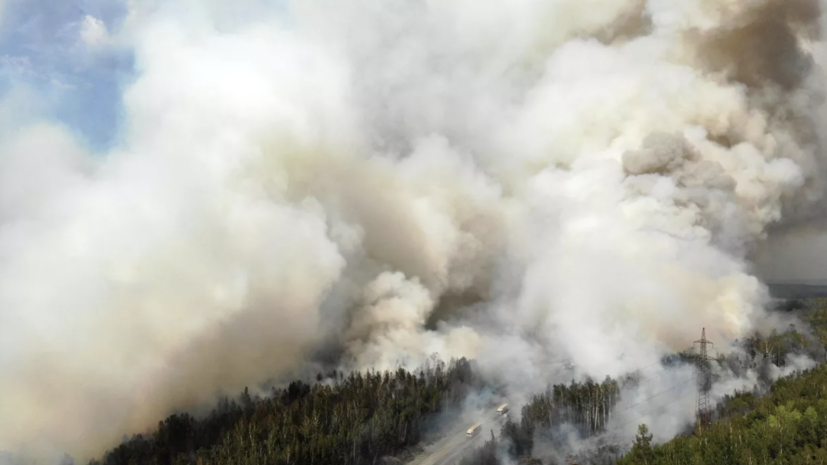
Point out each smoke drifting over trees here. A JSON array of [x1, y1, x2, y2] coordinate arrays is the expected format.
[[2, 0, 827, 461]]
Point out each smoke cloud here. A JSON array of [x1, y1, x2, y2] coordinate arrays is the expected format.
[[2, 0, 826, 460]]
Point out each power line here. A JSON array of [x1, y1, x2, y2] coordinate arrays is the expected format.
[[624, 364, 672, 384], [532, 329, 720, 441], [622, 359, 670, 374], [539, 346, 707, 418], [544, 355, 677, 372], [610, 374, 694, 417], [609, 363, 698, 412], [612, 388, 697, 431], [612, 329, 715, 433]]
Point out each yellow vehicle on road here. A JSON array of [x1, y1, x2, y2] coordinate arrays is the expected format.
[[466, 423, 481, 438]]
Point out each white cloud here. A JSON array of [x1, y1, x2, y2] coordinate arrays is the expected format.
[[79, 15, 109, 47]]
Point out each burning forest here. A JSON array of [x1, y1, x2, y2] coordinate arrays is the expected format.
[[3, 0, 827, 463]]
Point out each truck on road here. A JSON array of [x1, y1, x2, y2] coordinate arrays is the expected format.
[[466, 423, 482, 438], [496, 404, 509, 415]]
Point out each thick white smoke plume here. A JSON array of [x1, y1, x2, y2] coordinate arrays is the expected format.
[[2, 0, 826, 460]]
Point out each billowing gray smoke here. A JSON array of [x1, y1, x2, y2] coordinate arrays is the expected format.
[[1, 0, 826, 460]]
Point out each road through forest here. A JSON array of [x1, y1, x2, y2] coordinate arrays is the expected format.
[[407, 408, 504, 465]]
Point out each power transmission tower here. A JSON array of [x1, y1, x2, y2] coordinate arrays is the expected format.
[[693, 328, 713, 433]]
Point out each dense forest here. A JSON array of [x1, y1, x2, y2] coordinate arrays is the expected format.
[[616, 300, 827, 464], [459, 359, 827, 465], [89, 358, 483, 465], [12, 300, 822, 465], [460, 300, 827, 465], [88, 362, 625, 465], [619, 362, 827, 464], [458, 378, 626, 465], [497, 377, 622, 459]]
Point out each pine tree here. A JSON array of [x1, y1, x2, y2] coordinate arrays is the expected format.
[[626, 424, 655, 465]]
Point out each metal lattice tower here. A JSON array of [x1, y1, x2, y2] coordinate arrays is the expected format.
[[693, 328, 713, 433]]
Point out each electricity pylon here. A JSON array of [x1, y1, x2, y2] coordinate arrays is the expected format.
[[693, 328, 713, 433]]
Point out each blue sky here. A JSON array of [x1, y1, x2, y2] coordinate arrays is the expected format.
[[0, 0, 134, 151]]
